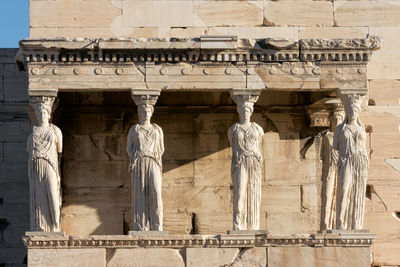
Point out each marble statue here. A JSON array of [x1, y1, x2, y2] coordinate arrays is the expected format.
[[228, 94, 264, 230], [126, 95, 164, 231], [320, 104, 344, 230], [26, 96, 63, 232], [333, 94, 368, 230]]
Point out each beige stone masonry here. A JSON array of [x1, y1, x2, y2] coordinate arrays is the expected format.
[[334, 1, 400, 27], [123, 1, 194, 27], [194, 1, 264, 27], [368, 27, 400, 80], [30, 0, 121, 28], [264, 1, 334, 26]]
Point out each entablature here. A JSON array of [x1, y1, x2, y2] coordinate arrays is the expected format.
[[17, 36, 381, 94]]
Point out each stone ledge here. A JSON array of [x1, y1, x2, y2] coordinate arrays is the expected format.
[[23, 233, 375, 249]]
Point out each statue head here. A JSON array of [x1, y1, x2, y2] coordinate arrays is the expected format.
[[232, 93, 259, 124], [30, 96, 54, 126], [341, 94, 363, 125], [237, 102, 254, 123], [329, 110, 345, 132], [138, 104, 154, 124]]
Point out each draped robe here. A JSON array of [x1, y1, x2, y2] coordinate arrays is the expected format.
[[228, 122, 264, 230], [127, 124, 164, 231], [27, 124, 62, 232]]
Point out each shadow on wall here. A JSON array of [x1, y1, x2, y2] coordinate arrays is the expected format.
[[55, 91, 326, 236]]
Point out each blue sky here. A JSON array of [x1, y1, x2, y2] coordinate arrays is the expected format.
[[0, 0, 29, 48]]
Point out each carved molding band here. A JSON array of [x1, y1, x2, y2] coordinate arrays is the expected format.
[[24, 234, 375, 249]]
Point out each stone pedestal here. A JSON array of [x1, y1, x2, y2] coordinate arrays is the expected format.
[[128, 231, 169, 236], [24, 233, 374, 267]]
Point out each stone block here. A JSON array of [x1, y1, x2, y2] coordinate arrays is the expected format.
[[265, 212, 317, 234], [360, 107, 400, 134], [163, 133, 196, 161], [194, 159, 231, 187], [1, 181, 29, 204], [195, 113, 236, 134], [3, 142, 28, 163], [30, 0, 120, 28], [186, 248, 239, 267], [194, 134, 227, 159], [264, 158, 316, 186], [261, 185, 300, 213], [0, 163, 28, 182], [61, 188, 129, 235], [108, 248, 184, 267], [370, 133, 400, 159], [268, 247, 370, 267], [163, 186, 231, 215], [369, 184, 400, 212], [62, 113, 123, 135], [28, 248, 106, 267], [0, 63, 4, 102], [66, 158, 125, 185], [63, 134, 125, 162], [0, 203, 30, 225], [196, 212, 232, 234], [364, 212, 400, 236], [264, 1, 333, 26], [161, 27, 226, 39], [163, 211, 192, 234], [194, 1, 264, 27], [3, 64, 28, 102], [298, 26, 368, 39], [123, 1, 194, 27], [301, 184, 318, 212], [0, 121, 30, 142], [220, 26, 299, 40], [373, 237, 400, 266], [163, 161, 194, 187], [369, 80, 400, 106], [230, 247, 267, 267], [61, 205, 124, 235], [368, 158, 400, 182], [0, 142, 3, 162], [334, 1, 400, 27], [3, 223, 29, 245], [0, 48, 19, 64], [263, 132, 300, 160], [0, 246, 27, 264], [368, 27, 400, 80]]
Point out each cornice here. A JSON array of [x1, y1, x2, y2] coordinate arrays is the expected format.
[[17, 36, 381, 71]]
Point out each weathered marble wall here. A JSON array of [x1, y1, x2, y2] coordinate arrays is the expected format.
[[0, 49, 29, 266], [57, 91, 322, 236]]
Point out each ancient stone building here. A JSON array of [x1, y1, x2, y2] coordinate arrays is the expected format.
[[1, 0, 400, 266]]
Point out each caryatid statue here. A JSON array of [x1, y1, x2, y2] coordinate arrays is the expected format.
[[228, 91, 264, 230], [333, 94, 368, 230], [26, 95, 63, 232], [320, 99, 345, 230], [126, 92, 164, 231]]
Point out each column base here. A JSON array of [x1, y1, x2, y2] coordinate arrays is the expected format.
[[128, 231, 169, 236], [26, 231, 66, 236], [227, 230, 268, 235]]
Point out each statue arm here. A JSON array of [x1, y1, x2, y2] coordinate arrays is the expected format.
[[54, 126, 63, 153], [227, 126, 233, 145], [26, 133, 32, 153], [332, 127, 339, 151], [159, 128, 165, 156]]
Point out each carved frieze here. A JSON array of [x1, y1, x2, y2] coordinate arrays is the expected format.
[[23, 233, 375, 249]]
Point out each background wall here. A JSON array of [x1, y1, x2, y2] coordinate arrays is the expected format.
[[0, 49, 29, 266], [0, 1, 398, 266]]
